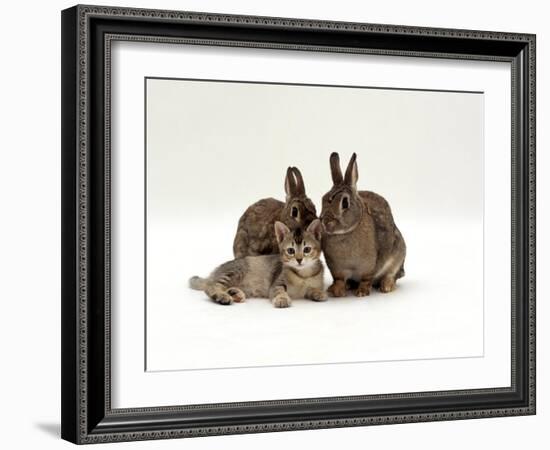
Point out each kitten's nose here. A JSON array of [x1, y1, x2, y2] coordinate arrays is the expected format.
[[296, 257, 303, 265]]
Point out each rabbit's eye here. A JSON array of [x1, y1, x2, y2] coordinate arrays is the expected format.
[[287, 248, 295, 255], [303, 246, 312, 254], [291, 207, 299, 218], [342, 197, 349, 209]]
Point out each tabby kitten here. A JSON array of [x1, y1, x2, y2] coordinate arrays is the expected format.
[[189, 219, 326, 308]]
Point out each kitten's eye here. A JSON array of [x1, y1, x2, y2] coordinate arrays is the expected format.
[[291, 207, 299, 218], [342, 197, 349, 210], [303, 246, 312, 254], [287, 248, 295, 255]]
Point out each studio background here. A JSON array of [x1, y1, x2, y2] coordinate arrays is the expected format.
[[147, 78, 483, 222], [0, 0, 546, 449]]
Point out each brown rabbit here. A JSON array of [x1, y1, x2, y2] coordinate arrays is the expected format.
[[233, 167, 317, 258], [320, 152, 406, 297]]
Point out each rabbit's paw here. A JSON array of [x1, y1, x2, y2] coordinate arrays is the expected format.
[[379, 276, 396, 293], [328, 280, 347, 297], [355, 281, 371, 297]]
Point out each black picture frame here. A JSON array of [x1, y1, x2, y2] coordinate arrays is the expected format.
[[61, 4, 536, 444]]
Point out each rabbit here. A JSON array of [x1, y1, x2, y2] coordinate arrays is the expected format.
[[233, 167, 317, 258], [320, 152, 406, 297]]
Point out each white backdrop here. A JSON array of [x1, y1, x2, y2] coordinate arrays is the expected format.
[[0, 0, 546, 449], [144, 75, 486, 372], [146, 78, 484, 221]]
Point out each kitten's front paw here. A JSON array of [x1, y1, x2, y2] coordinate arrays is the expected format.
[[328, 281, 346, 297], [308, 288, 328, 302], [227, 287, 246, 303], [272, 293, 292, 308]]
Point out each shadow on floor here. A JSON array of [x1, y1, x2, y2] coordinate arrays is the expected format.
[[35, 422, 60, 438]]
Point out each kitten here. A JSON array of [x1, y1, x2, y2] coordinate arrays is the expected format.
[[189, 219, 327, 308]]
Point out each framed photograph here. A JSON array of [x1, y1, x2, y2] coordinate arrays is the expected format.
[[61, 5, 536, 444]]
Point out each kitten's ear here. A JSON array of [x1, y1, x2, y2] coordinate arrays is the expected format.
[[306, 219, 324, 242], [330, 152, 343, 185], [344, 152, 358, 190], [274, 221, 291, 243], [284, 167, 297, 200], [291, 167, 306, 196]]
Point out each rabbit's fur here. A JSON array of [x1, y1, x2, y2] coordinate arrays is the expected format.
[[233, 167, 317, 258], [320, 152, 406, 297]]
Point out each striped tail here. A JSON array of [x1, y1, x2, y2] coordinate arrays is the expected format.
[[189, 276, 209, 290]]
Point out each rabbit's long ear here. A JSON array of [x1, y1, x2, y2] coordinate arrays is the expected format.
[[291, 167, 306, 196], [344, 153, 358, 189], [330, 152, 343, 185], [284, 167, 297, 200]]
